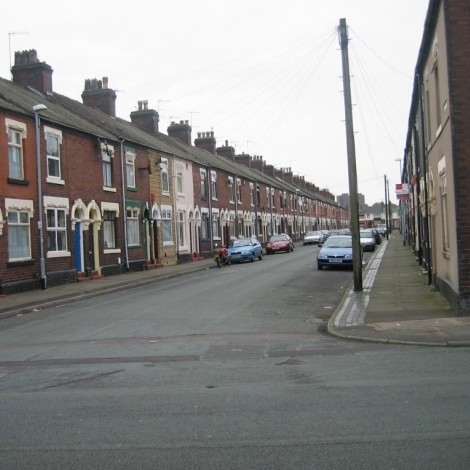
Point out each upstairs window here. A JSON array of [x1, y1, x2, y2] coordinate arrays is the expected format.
[[176, 164, 184, 193], [228, 177, 235, 202], [46, 134, 60, 178], [45, 127, 63, 182], [237, 178, 242, 203], [8, 128, 24, 180], [161, 159, 169, 193], [200, 170, 208, 199], [211, 171, 218, 200], [126, 150, 136, 188], [102, 145, 114, 188]]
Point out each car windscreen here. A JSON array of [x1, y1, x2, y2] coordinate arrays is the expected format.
[[232, 239, 251, 247], [270, 235, 286, 242], [324, 237, 352, 248]]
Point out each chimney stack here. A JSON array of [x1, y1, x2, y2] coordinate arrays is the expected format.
[[11, 50, 53, 94], [217, 140, 236, 161], [130, 100, 160, 134], [167, 120, 192, 146], [194, 130, 217, 154], [81, 77, 117, 117]]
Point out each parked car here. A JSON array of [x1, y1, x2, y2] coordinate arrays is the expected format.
[[371, 228, 382, 245], [317, 235, 357, 270], [265, 234, 294, 254], [228, 237, 263, 263], [359, 229, 377, 252], [303, 231, 323, 245], [376, 224, 388, 236]]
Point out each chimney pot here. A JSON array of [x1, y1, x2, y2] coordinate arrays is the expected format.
[[102, 77, 108, 89]]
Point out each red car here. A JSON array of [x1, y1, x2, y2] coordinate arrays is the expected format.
[[265, 234, 294, 254]]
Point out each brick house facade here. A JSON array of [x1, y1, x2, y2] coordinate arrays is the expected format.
[[402, 0, 470, 315], [0, 50, 346, 295]]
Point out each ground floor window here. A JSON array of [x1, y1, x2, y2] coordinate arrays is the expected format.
[[162, 209, 172, 244], [47, 208, 67, 252], [126, 208, 140, 246], [201, 213, 209, 240], [8, 210, 31, 260], [103, 210, 117, 249], [178, 210, 185, 247]]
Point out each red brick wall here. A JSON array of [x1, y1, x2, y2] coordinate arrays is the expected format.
[[444, 0, 470, 303]]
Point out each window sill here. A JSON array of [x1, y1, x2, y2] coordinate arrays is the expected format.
[[104, 248, 121, 254], [103, 186, 117, 193], [47, 251, 71, 258], [7, 259, 34, 268], [47, 177, 65, 185], [8, 177, 29, 186]]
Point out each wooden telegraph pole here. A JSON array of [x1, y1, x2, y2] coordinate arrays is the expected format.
[[339, 18, 362, 291]]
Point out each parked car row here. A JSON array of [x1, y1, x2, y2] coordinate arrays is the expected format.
[[223, 233, 295, 264], [265, 234, 294, 254]]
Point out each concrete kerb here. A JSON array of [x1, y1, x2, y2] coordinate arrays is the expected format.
[[326, 241, 470, 348], [0, 261, 216, 321]]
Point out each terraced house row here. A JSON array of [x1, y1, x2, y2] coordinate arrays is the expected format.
[[0, 50, 348, 295]]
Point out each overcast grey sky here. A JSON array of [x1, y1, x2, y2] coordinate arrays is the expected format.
[[2, 0, 429, 204]]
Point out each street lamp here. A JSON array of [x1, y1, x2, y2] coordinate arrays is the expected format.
[[33, 103, 47, 289]]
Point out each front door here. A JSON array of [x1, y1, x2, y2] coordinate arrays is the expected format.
[[74, 222, 84, 272]]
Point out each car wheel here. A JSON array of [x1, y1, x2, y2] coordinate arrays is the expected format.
[[258, 252, 263, 261], [250, 253, 255, 262], [317, 264, 323, 270]]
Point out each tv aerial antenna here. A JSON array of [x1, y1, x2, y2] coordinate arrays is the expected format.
[[8, 31, 29, 73]]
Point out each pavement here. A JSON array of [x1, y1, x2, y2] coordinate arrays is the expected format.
[[1, 235, 469, 347]]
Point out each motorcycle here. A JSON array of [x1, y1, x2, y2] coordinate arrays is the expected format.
[[213, 245, 231, 267]]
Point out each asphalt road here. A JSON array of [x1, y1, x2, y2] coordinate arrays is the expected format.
[[1, 245, 469, 469]]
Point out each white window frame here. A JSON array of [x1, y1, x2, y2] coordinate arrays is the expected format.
[[161, 158, 170, 194], [162, 207, 173, 245], [126, 150, 136, 189], [201, 211, 209, 240], [126, 208, 140, 246], [212, 211, 220, 239], [7, 206, 32, 261], [177, 210, 185, 247], [200, 170, 208, 199], [103, 210, 117, 250], [102, 144, 114, 189], [6, 119, 27, 180], [46, 207, 68, 254], [176, 164, 184, 194], [237, 178, 242, 203], [228, 176, 235, 203], [211, 171, 218, 200], [44, 126, 64, 184]]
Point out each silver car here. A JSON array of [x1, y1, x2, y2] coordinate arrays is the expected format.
[[359, 229, 377, 252], [303, 231, 323, 245]]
